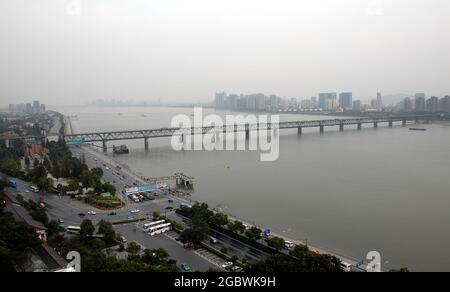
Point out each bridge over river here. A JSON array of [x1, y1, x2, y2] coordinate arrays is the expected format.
[[0, 114, 442, 152], [61, 114, 441, 152]]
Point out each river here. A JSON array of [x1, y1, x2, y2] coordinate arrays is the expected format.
[[53, 106, 450, 271]]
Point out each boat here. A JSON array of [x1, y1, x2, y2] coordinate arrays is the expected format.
[[113, 145, 130, 154], [409, 128, 427, 131]]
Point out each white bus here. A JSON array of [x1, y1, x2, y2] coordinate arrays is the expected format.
[[143, 220, 166, 230], [67, 226, 81, 234], [147, 223, 171, 236]]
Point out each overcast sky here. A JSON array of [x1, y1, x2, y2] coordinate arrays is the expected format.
[[1, 0, 449, 106]]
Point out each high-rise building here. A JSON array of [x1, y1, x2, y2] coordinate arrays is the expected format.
[[440, 96, 450, 113], [426, 96, 440, 113], [376, 92, 383, 110], [318, 93, 337, 110], [215, 92, 227, 109], [404, 97, 413, 112], [339, 92, 353, 109], [227, 94, 238, 110], [310, 96, 318, 109], [40, 104, 46, 113], [353, 100, 362, 111], [414, 93, 426, 112], [25, 103, 32, 114]]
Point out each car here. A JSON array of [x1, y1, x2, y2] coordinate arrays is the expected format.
[[88, 211, 97, 215], [108, 212, 117, 216], [180, 263, 191, 272], [121, 236, 127, 243], [221, 262, 233, 269], [231, 266, 243, 272], [130, 209, 140, 214], [210, 237, 218, 244], [105, 167, 110, 170], [94, 158, 98, 161], [165, 206, 174, 211], [168, 199, 174, 203], [58, 218, 64, 224], [128, 215, 135, 221], [78, 213, 86, 217]]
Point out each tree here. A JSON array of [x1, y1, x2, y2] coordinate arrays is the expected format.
[[80, 219, 95, 238], [245, 226, 262, 241], [37, 176, 53, 191], [91, 167, 104, 178], [97, 220, 116, 244], [67, 178, 80, 192], [24, 156, 31, 169], [126, 242, 141, 255], [267, 237, 285, 251], [210, 213, 228, 227], [152, 211, 161, 219], [80, 169, 93, 188], [102, 182, 116, 194], [231, 221, 246, 234], [180, 217, 210, 247]]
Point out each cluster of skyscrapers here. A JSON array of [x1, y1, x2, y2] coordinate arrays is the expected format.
[[214, 92, 450, 114], [215, 91, 364, 112], [8, 100, 46, 115], [400, 94, 450, 113]]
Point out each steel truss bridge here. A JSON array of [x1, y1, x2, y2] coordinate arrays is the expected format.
[[0, 114, 442, 152]]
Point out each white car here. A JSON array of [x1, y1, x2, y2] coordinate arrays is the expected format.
[[105, 167, 110, 171], [221, 262, 233, 269], [88, 211, 97, 215], [130, 209, 140, 214]]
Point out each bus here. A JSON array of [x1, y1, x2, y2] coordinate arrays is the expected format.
[[143, 220, 166, 230], [67, 226, 81, 234], [147, 223, 171, 236]]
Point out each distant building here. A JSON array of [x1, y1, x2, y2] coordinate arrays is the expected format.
[[440, 96, 450, 113], [426, 96, 440, 113], [403, 97, 413, 112], [339, 92, 353, 109], [318, 93, 337, 110], [214, 92, 227, 109], [376, 92, 383, 110], [353, 100, 362, 111], [40, 104, 46, 113], [414, 93, 426, 112], [26, 103, 32, 114], [8, 104, 15, 112]]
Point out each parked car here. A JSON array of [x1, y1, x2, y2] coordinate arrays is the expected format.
[[221, 262, 233, 269], [108, 212, 117, 216], [121, 236, 127, 243], [130, 209, 140, 214], [88, 211, 97, 215], [78, 213, 86, 217]]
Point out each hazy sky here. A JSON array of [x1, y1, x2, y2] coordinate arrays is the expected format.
[[1, 0, 449, 106]]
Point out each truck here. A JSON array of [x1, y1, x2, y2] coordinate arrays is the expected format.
[[8, 179, 17, 188]]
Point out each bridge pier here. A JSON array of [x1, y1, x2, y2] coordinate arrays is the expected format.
[[339, 124, 344, 132], [297, 127, 302, 135], [102, 140, 108, 153], [319, 125, 324, 133], [357, 123, 362, 130], [374, 122, 378, 128], [144, 137, 149, 151], [402, 119, 407, 126], [389, 121, 393, 127]]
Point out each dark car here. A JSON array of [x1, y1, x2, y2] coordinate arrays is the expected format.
[[108, 212, 117, 216], [165, 206, 174, 211], [78, 213, 86, 217]]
